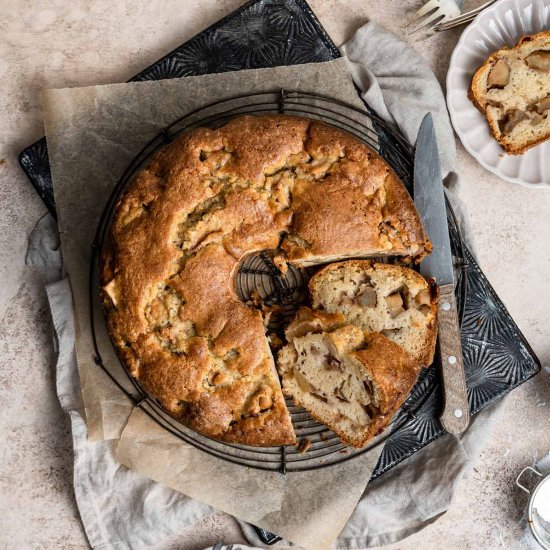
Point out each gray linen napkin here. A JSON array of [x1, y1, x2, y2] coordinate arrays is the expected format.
[[343, 23, 457, 175], [30, 20, 504, 550]]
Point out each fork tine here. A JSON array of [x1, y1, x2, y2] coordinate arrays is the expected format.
[[433, 0, 497, 30], [432, 11, 475, 31], [402, 0, 440, 28], [407, 9, 445, 34]]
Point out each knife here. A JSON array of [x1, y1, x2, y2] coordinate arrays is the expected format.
[[414, 113, 470, 434]]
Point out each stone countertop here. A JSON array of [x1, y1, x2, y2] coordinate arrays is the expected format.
[[0, 1, 548, 548]]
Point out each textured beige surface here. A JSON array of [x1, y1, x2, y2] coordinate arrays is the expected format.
[[0, 0, 549, 549]]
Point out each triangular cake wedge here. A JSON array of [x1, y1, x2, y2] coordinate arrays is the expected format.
[[278, 308, 420, 448]]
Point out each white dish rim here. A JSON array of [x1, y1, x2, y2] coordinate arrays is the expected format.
[[446, 0, 550, 190]]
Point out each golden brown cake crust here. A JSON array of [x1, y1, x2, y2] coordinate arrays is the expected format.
[[101, 114, 429, 446], [350, 333, 420, 446]]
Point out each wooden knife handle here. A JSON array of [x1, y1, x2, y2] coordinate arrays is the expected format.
[[437, 283, 470, 434]]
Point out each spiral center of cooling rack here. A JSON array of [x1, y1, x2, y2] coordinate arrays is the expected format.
[[235, 251, 308, 334]]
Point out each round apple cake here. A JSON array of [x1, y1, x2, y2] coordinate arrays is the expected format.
[[100, 114, 429, 446]]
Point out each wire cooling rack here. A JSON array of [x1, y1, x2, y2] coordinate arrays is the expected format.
[[90, 90, 467, 473]]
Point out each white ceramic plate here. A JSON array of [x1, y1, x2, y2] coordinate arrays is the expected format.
[[447, 0, 550, 188]]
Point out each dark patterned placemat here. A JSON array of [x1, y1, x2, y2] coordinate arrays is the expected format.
[[19, 0, 540, 484]]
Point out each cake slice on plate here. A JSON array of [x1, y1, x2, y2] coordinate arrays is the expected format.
[[469, 30, 550, 154]]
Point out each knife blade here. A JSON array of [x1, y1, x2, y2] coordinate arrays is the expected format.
[[414, 113, 470, 435]]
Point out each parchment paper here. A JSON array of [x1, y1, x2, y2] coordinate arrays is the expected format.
[[42, 58, 383, 549]]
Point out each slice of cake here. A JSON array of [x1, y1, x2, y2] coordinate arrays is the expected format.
[[309, 260, 437, 368], [278, 308, 420, 448], [469, 30, 550, 154]]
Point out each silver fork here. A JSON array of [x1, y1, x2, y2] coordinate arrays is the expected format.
[[403, 0, 464, 35], [432, 0, 498, 32]]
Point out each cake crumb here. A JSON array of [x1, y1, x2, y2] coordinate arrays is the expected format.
[[273, 254, 289, 274], [297, 438, 312, 454], [267, 332, 284, 350]]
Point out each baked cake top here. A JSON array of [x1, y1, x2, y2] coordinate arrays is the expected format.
[[100, 114, 429, 446]]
